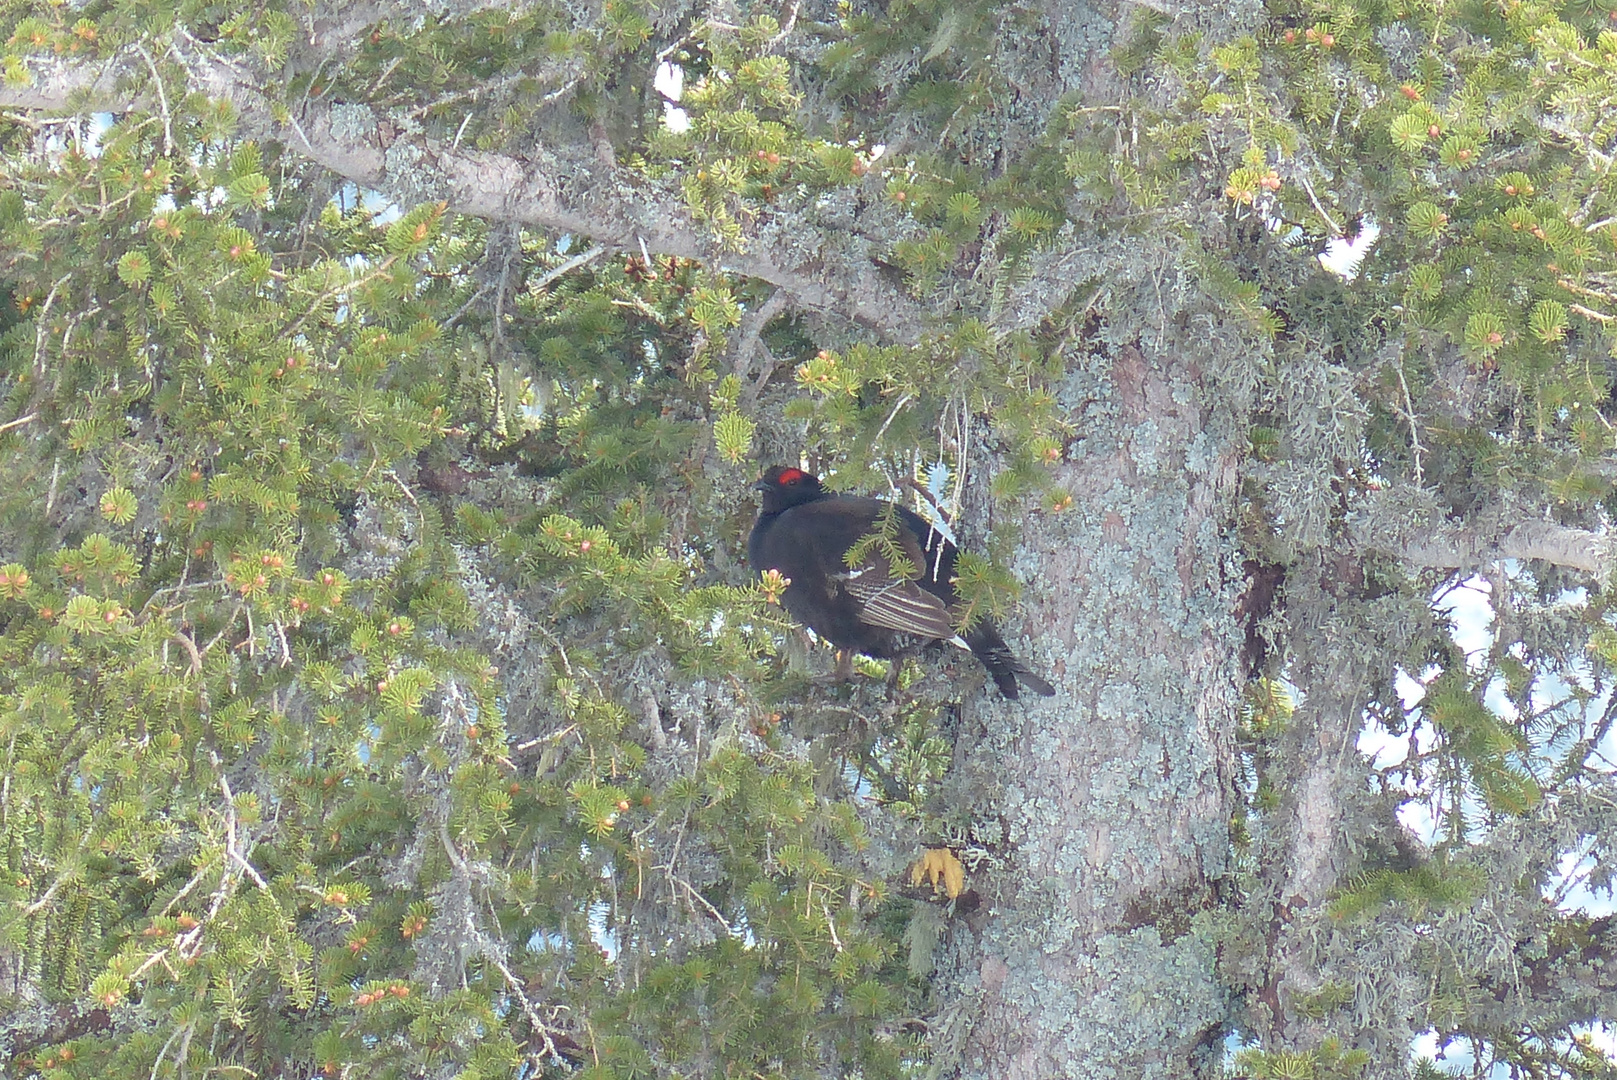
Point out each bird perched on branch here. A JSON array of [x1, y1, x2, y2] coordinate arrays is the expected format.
[[748, 465, 1055, 699]]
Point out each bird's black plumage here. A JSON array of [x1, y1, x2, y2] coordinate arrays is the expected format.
[[748, 466, 1055, 699]]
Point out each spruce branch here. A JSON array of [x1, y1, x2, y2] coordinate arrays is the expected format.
[[1371, 514, 1616, 574], [729, 288, 790, 383], [0, 51, 929, 341]]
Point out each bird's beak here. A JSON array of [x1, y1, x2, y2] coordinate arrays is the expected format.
[[751, 478, 771, 492]]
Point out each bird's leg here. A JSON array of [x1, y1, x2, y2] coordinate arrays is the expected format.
[[885, 657, 905, 695], [810, 649, 858, 689]]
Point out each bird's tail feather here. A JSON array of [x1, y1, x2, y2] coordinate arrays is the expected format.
[[966, 623, 1056, 699]]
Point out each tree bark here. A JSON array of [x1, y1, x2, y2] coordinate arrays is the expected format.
[[936, 305, 1249, 1076]]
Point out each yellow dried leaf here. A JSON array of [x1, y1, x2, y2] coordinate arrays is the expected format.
[[910, 848, 965, 898]]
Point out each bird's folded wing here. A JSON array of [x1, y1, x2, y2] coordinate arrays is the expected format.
[[841, 568, 955, 638]]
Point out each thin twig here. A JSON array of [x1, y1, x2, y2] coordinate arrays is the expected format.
[[272, 254, 400, 342], [530, 244, 608, 295], [511, 723, 579, 754], [130, 946, 176, 981], [609, 294, 668, 324], [220, 775, 269, 890], [133, 45, 173, 155], [740, 343, 784, 408], [1297, 173, 1343, 237], [487, 951, 569, 1065], [1395, 360, 1426, 486], [767, 0, 802, 49], [898, 476, 951, 522], [147, 1021, 185, 1080], [367, 56, 404, 98], [18, 871, 72, 917], [202, 603, 245, 659], [1558, 277, 1617, 303], [273, 620, 292, 668], [872, 391, 914, 447], [820, 899, 843, 952], [730, 289, 788, 382], [387, 468, 427, 539], [171, 630, 204, 675], [32, 273, 72, 375], [439, 818, 468, 873], [158, 860, 214, 917], [442, 282, 494, 330], [532, 622, 576, 678], [44, 459, 59, 516], [541, 75, 586, 105], [1569, 302, 1614, 324], [676, 877, 740, 937]]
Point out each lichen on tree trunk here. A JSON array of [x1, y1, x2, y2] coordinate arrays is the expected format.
[[935, 269, 1255, 1077]]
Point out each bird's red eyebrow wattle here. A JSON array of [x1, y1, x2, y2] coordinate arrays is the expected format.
[[777, 468, 806, 484]]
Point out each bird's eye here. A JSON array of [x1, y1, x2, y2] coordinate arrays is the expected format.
[[785, 477, 798, 485]]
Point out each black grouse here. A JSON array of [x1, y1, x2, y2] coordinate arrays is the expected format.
[[748, 466, 1056, 699]]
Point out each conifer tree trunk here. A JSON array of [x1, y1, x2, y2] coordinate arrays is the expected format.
[[935, 296, 1249, 1076]]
